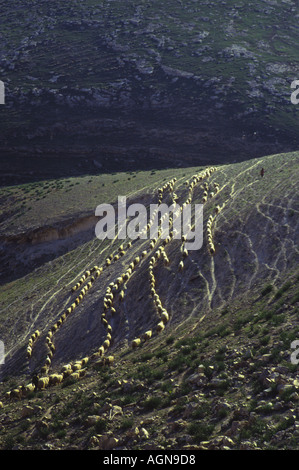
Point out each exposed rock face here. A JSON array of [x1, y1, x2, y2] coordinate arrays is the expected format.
[[1, 1, 298, 184]]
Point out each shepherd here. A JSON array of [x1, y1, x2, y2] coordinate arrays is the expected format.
[[260, 168, 265, 178]]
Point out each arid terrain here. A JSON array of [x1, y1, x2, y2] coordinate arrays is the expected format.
[[0, 152, 298, 450]]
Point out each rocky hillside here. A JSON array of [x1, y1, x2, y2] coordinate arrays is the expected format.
[[1, 0, 299, 184], [0, 152, 298, 450]]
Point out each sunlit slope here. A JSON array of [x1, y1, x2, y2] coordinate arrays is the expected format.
[[0, 151, 297, 381]]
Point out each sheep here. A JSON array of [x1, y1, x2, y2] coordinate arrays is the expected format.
[[27, 346, 32, 359], [61, 312, 67, 322], [156, 304, 164, 315], [10, 386, 24, 400], [104, 298, 113, 307], [178, 261, 184, 271], [78, 368, 87, 378], [103, 356, 114, 366], [41, 365, 49, 375], [45, 356, 52, 366], [47, 350, 54, 360], [132, 338, 141, 349], [116, 276, 124, 286], [133, 256, 140, 266], [161, 311, 169, 324], [61, 364, 72, 373], [119, 290, 125, 302], [37, 376, 50, 390], [142, 330, 152, 341], [70, 371, 80, 380], [24, 383, 35, 394], [72, 362, 82, 371], [151, 287, 156, 297], [149, 240, 155, 249], [95, 268, 102, 278], [103, 339, 110, 350], [63, 368, 73, 379], [163, 254, 170, 266], [156, 321, 165, 333], [49, 373, 64, 386]]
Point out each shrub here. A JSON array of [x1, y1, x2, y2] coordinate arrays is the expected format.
[[261, 284, 274, 296], [94, 419, 107, 433], [187, 422, 214, 443], [275, 280, 291, 298], [143, 396, 163, 411], [120, 418, 134, 431]]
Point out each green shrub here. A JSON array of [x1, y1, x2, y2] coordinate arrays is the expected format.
[[94, 419, 107, 433], [143, 396, 163, 411], [274, 281, 292, 299], [187, 422, 214, 443], [261, 284, 274, 296], [120, 418, 134, 431]]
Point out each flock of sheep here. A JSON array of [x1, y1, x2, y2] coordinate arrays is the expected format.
[[2, 166, 223, 406]]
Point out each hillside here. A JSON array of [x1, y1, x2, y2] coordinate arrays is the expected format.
[[1, 0, 299, 185], [0, 152, 298, 450]]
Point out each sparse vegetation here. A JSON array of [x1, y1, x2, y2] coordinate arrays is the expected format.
[[0, 154, 298, 451]]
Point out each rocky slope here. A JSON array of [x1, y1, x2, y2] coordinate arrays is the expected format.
[[1, 0, 299, 184], [0, 152, 298, 450]]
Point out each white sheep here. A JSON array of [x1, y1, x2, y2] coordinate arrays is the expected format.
[[132, 338, 141, 349], [142, 330, 152, 341], [37, 376, 50, 390], [161, 311, 169, 324], [156, 321, 165, 333]]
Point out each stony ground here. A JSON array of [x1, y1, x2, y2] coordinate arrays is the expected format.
[[0, 152, 298, 450], [1, 0, 299, 184]]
